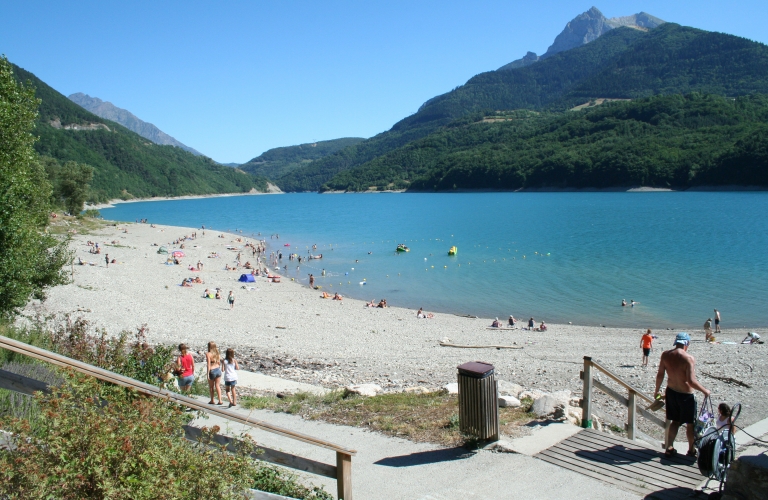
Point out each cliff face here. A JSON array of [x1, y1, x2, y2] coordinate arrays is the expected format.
[[68, 93, 203, 156], [498, 7, 665, 71]]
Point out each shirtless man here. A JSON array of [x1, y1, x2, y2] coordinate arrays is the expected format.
[[654, 332, 710, 458], [714, 309, 721, 333]]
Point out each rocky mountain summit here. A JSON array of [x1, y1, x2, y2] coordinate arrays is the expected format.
[[68, 92, 203, 156], [499, 6, 664, 70]]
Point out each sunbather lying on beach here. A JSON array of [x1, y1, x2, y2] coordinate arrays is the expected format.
[[333, 293, 343, 300], [417, 307, 434, 319], [322, 292, 332, 299], [182, 279, 193, 287], [377, 299, 387, 308]]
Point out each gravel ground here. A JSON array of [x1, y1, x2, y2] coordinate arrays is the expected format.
[[22, 221, 768, 430]]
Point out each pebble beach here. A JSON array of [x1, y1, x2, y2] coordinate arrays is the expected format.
[[22, 221, 768, 429]]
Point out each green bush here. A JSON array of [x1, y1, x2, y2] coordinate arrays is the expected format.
[[0, 373, 261, 499], [0, 321, 334, 499]]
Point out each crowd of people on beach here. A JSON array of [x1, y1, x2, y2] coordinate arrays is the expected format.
[[174, 343, 240, 407]]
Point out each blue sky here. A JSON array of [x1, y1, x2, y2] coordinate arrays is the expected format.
[[3, 1, 767, 163]]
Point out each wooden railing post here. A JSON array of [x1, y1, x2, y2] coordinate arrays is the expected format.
[[581, 357, 593, 429], [627, 390, 637, 440], [336, 452, 352, 500]]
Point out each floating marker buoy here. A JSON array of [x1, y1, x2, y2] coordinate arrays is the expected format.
[[351, 268, 354, 270], [431, 265, 434, 268], [424, 258, 427, 261], [444, 265, 447, 268], [345, 272, 349, 275]]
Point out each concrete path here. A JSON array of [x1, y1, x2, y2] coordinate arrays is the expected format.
[[191, 402, 640, 500]]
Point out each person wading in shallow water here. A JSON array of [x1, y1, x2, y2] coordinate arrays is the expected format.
[[714, 309, 721, 333], [654, 332, 710, 458]]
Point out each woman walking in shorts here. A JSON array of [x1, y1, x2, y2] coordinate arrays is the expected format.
[[223, 348, 239, 407], [206, 341, 223, 405], [228, 291, 235, 310]]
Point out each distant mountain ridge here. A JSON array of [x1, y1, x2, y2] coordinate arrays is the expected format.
[[276, 22, 768, 192], [68, 92, 204, 157], [498, 7, 665, 70], [240, 138, 365, 182], [10, 64, 262, 202]]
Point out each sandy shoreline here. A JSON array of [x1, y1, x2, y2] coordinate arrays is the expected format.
[[86, 185, 768, 209], [87, 186, 282, 210], [21, 220, 768, 429]]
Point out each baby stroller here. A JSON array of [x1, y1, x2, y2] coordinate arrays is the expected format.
[[695, 398, 741, 492]]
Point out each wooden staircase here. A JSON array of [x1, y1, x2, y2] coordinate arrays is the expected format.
[[536, 428, 704, 499]]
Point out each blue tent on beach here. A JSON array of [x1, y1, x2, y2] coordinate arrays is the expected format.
[[239, 274, 255, 282]]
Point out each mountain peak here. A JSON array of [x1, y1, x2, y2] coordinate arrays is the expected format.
[[68, 93, 204, 157], [498, 7, 665, 71]]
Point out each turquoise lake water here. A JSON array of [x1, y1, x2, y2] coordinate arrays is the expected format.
[[100, 192, 768, 328]]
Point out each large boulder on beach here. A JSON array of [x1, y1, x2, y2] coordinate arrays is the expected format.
[[550, 390, 571, 407], [518, 389, 547, 401], [499, 395, 521, 408], [345, 384, 381, 397], [403, 386, 430, 394], [529, 395, 559, 417], [497, 380, 523, 398]]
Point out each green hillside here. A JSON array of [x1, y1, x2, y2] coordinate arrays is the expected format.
[[12, 64, 266, 202], [321, 93, 768, 191], [278, 23, 768, 191], [239, 137, 364, 181]]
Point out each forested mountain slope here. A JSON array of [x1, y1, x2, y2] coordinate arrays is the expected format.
[[68, 92, 203, 156], [12, 64, 264, 202], [239, 137, 364, 181], [278, 23, 768, 191], [321, 93, 768, 191]]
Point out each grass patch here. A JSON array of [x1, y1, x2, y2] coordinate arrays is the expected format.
[[47, 213, 109, 235], [242, 390, 535, 446]]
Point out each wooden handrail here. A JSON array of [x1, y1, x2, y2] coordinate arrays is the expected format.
[[0, 335, 355, 499], [581, 356, 668, 447], [586, 357, 655, 404]]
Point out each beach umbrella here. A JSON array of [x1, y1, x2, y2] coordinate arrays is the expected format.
[[172, 251, 185, 257]]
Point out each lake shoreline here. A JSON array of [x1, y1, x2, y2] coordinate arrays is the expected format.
[[23, 219, 768, 428], [87, 184, 768, 209]]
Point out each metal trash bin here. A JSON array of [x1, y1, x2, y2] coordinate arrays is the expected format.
[[457, 361, 499, 441]]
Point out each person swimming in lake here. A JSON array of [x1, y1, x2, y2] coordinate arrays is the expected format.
[[622, 299, 627, 307]]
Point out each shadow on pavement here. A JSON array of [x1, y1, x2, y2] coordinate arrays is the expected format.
[[643, 485, 705, 499], [374, 447, 475, 467]]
